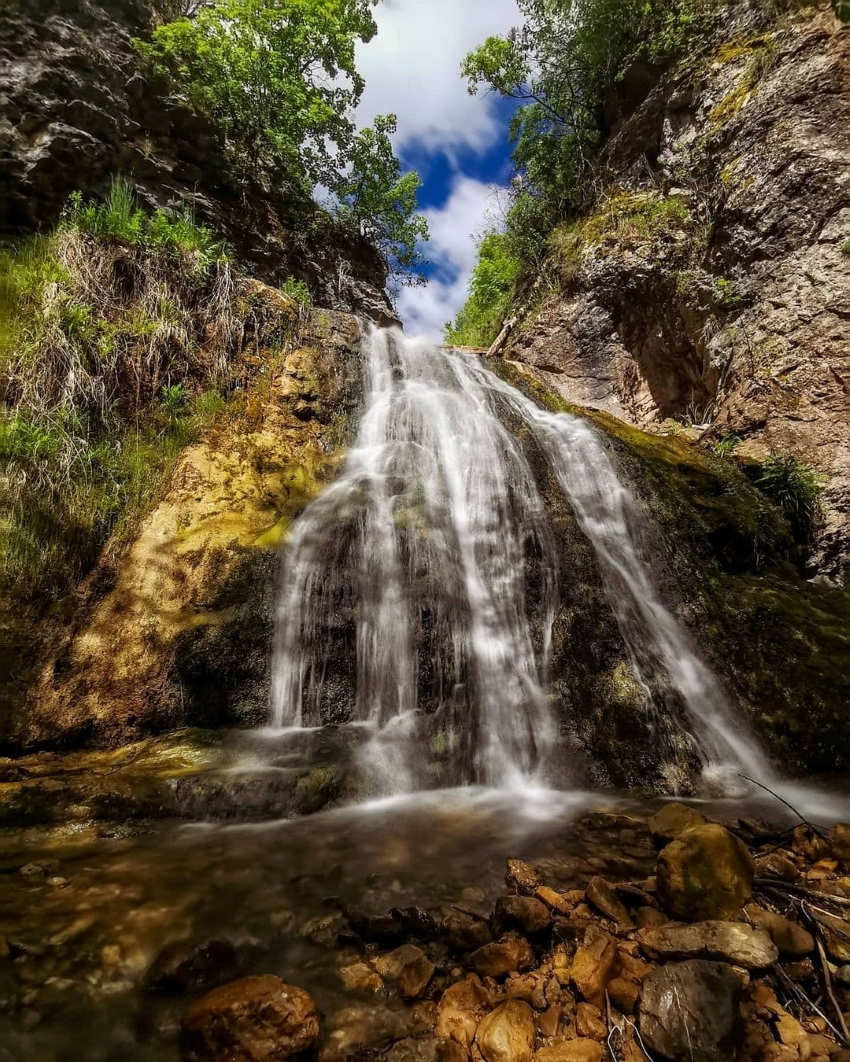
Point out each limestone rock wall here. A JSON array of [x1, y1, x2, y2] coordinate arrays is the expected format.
[[507, 5, 850, 575]]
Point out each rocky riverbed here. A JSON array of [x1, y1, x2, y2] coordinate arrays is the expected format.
[[2, 790, 850, 1061], [172, 804, 850, 1062]]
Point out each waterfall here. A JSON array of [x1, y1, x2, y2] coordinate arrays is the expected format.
[[269, 326, 771, 795]]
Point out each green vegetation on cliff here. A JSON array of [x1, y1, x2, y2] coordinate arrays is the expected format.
[[453, 0, 809, 343], [137, 0, 428, 284], [0, 184, 245, 603]]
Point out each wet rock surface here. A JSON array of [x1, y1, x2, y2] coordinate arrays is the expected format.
[[639, 959, 744, 1062], [639, 919, 778, 968], [657, 822, 755, 921], [505, 5, 850, 578], [180, 976, 319, 1061]]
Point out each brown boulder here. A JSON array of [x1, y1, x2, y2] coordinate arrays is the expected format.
[[570, 927, 618, 1004], [384, 1039, 468, 1062], [639, 960, 743, 1062], [435, 973, 490, 1047], [535, 888, 574, 916], [506, 860, 544, 895], [754, 852, 800, 883], [575, 1003, 606, 1041], [494, 896, 553, 936], [639, 920, 778, 968], [585, 878, 633, 928], [635, 906, 667, 930], [657, 823, 754, 922], [745, 906, 814, 957], [649, 803, 707, 847], [181, 976, 319, 1062], [475, 1000, 535, 1062], [339, 962, 383, 993], [607, 977, 640, 1015], [535, 1041, 602, 1062], [471, 938, 535, 979], [443, 910, 492, 952], [375, 945, 435, 999], [830, 823, 850, 871], [792, 826, 831, 863]]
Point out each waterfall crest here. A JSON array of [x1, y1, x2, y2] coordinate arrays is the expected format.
[[269, 326, 771, 795]]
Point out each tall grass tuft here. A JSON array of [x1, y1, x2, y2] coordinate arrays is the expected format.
[[751, 453, 824, 546], [1, 183, 244, 604]]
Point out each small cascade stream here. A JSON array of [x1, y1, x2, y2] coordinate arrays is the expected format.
[[269, 326, 772, 796]]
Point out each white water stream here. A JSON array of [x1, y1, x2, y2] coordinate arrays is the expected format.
[[269, 327, 773, 796]]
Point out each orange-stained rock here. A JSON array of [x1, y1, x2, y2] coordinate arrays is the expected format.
[[181, 975, 319, 1061]]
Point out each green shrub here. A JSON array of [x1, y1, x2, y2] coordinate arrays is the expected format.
[[750, 453, 824, 545], [444, 233, 522, 348], [842, 241, 850, 256], [64, 179, 228, 271], [281, 277, 311, 308], [708, 433, 741, 458], [714, 277, 745, 311]]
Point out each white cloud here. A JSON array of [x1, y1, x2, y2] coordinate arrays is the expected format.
[[396, 177, 508, 340], [357, 0, 520, 157], [355, 1, 521, 338]]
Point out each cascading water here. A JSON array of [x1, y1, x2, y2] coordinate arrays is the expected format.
[[269, 325, 772, 796]]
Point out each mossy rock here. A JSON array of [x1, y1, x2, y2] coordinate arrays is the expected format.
[[492, 359, 850, 775]]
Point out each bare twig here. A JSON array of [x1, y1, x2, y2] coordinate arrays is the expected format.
[[738, 774, 830, 837], [817, 938, 850, 1045], [756, 879, 850, 908], [774, 963, 846, 1043]]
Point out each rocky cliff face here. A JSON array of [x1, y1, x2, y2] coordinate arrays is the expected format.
[[0, 0, 394, 321], [18, 295, 365, 750], [507, 4, 850, 576]]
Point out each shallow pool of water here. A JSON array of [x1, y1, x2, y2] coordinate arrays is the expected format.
[[0, 782, 847, 1061]]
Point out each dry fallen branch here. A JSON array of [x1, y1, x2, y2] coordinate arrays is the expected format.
[[816, 938, 850, 1045], [755, 879, 850, 908], [773, 963, 846, 1044]]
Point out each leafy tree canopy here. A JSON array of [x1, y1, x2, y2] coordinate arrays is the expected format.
[[137, 0, 428, 284], [462, 0, 721, 249], [334, 116, 429, 286]]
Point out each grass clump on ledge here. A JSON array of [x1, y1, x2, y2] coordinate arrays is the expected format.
[[747, 453, 824, 547], [0, 181, 242, 604]]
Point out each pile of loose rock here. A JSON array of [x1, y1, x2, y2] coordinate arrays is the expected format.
[[180, 805, 850, 1062]]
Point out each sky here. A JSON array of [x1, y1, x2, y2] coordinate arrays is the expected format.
[[356, 0, 522, 339]]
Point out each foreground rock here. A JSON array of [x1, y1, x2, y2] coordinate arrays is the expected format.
[[181, 976, 319, 1061], [170, 809, 850, 1062], [744, 906, 814, 957], [649, 803, 707, 847], [657, 823, 754, 921], [471, 937, 535, 979], [374, 945, 435, 999], [475, 1000, 535, 1062], [639, 960, 744, 1062], [639, 920, 778, 968], [535, 1041, 602, 1062]]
